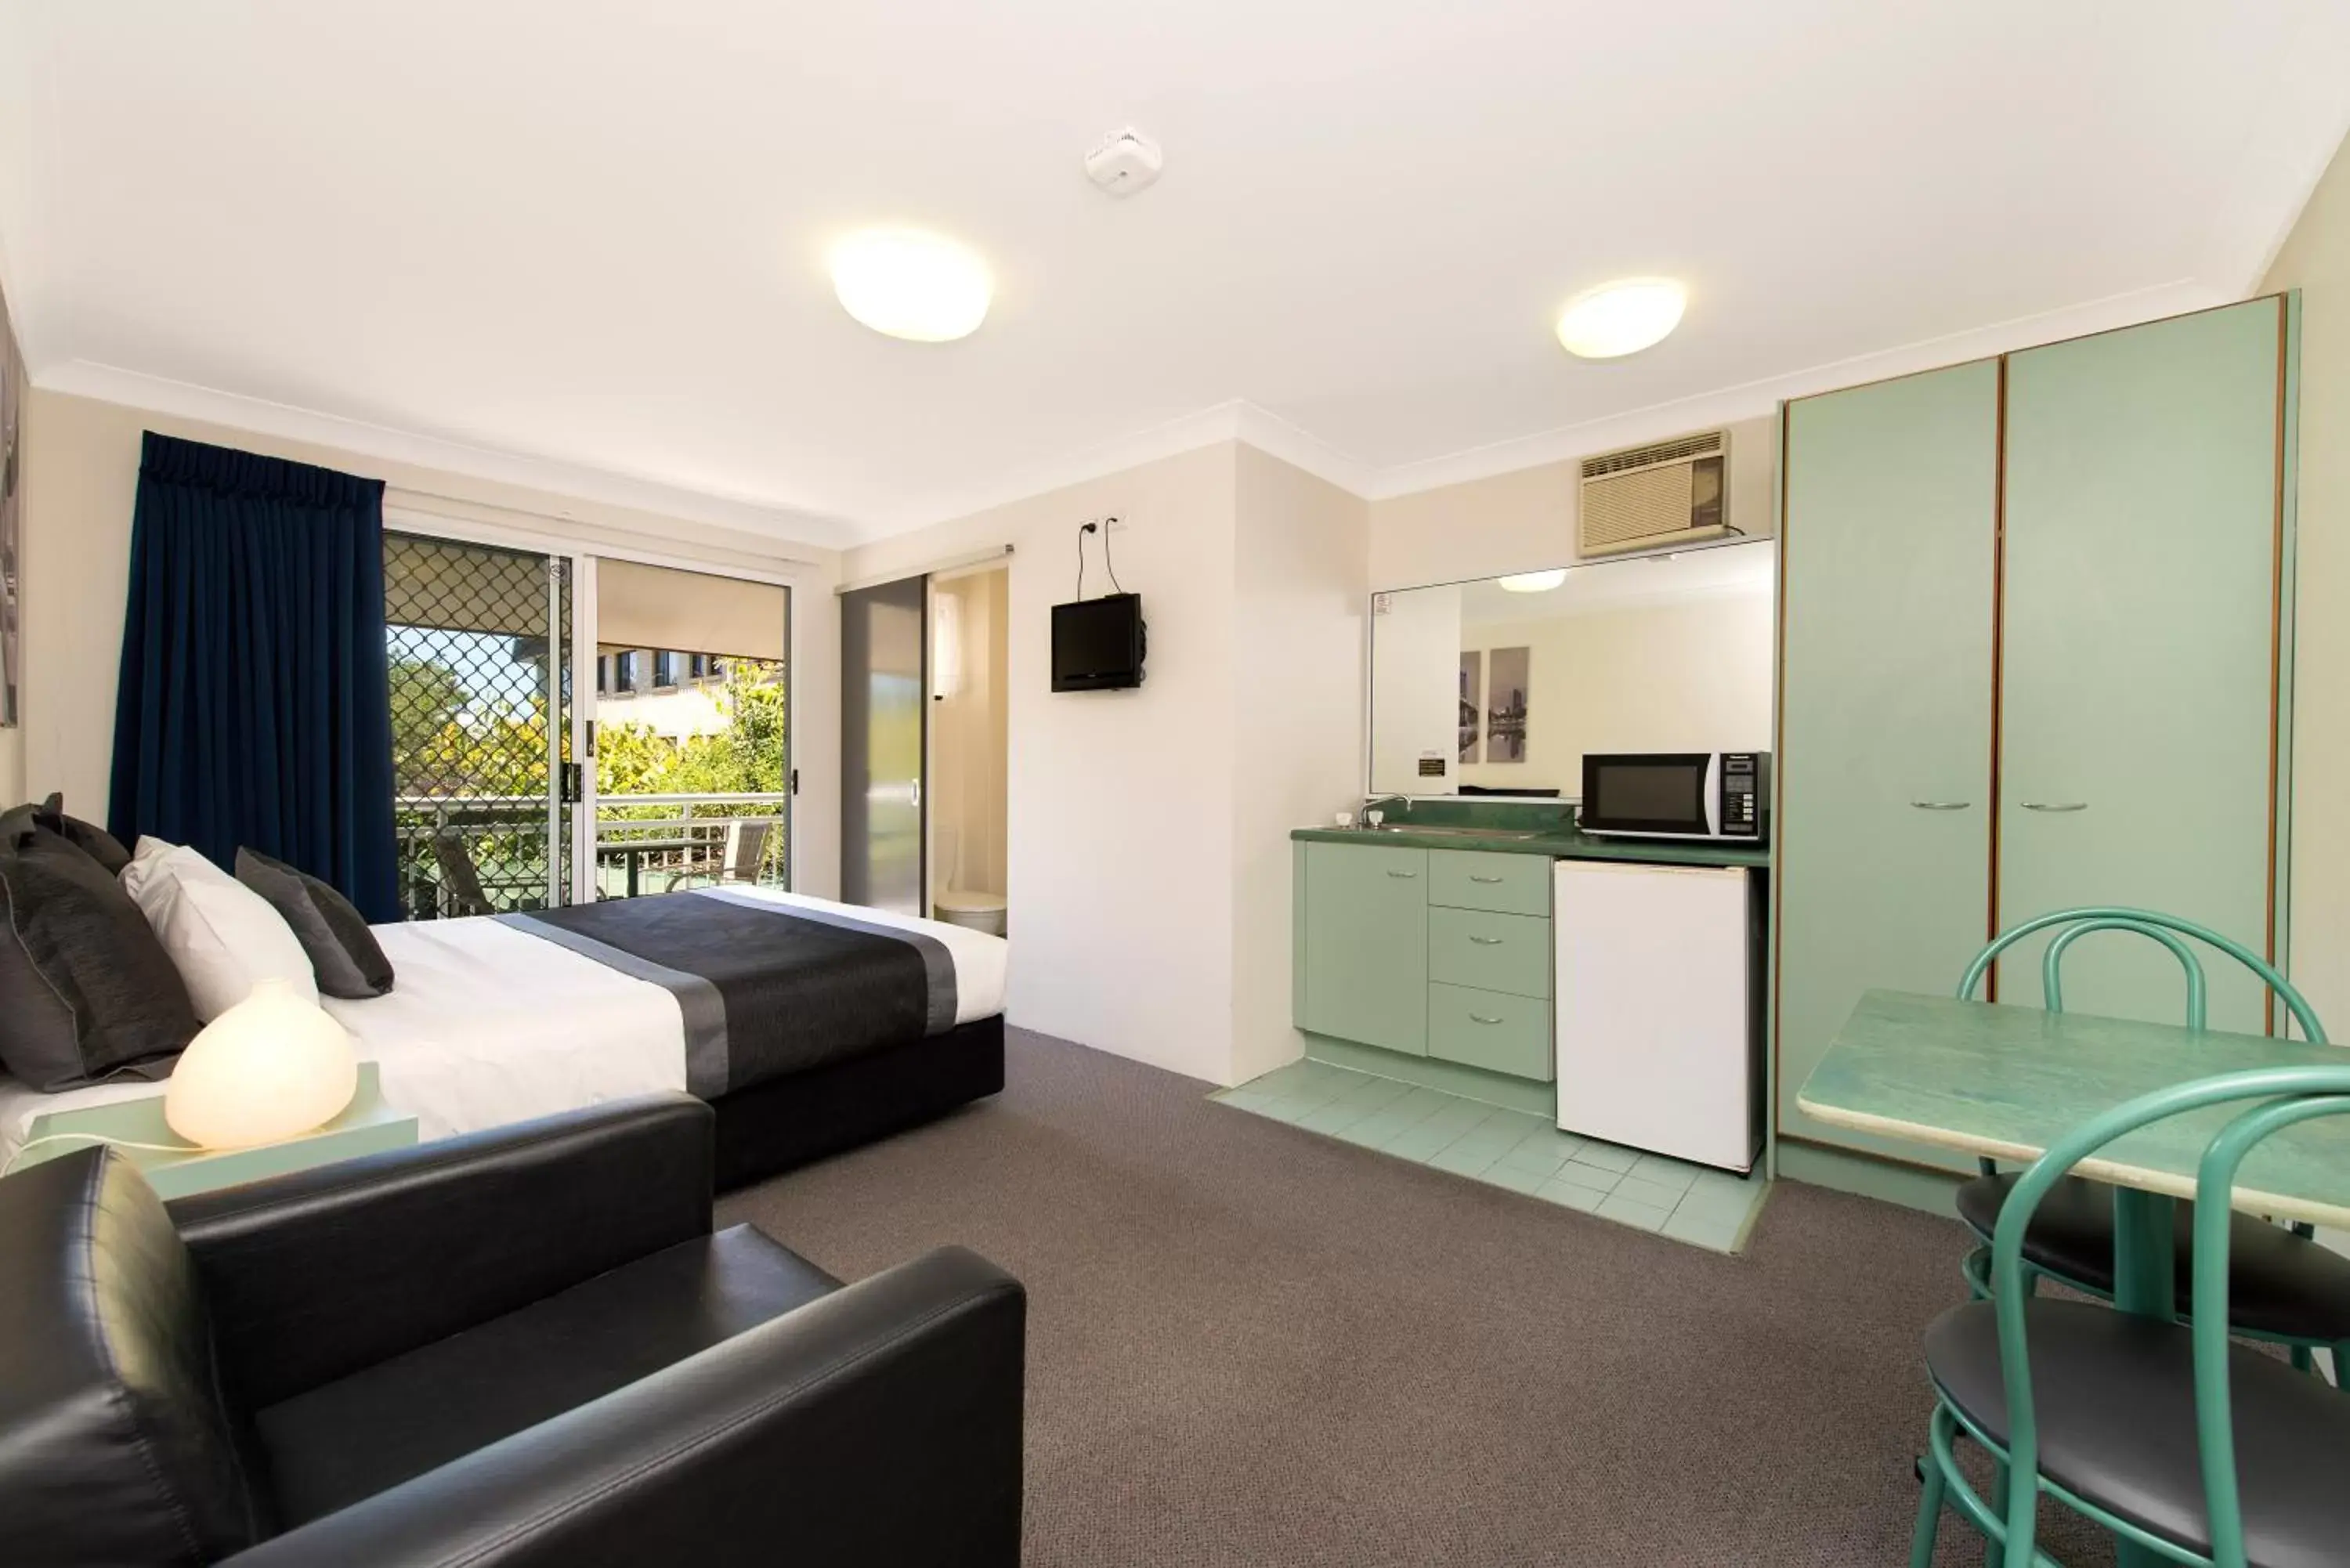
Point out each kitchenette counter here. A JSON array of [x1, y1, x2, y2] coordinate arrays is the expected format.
[[1288, 822, 1770, 870]]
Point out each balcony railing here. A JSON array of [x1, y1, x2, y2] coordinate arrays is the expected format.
[[393, 791, 789, 920]]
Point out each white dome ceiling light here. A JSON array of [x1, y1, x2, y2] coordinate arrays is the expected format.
[[1554, 278, 1687, 359], [1499, 569, 1569, 593], [831, 230, 992, 342]]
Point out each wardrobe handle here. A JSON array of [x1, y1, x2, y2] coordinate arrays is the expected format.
[[1910, 800, 1971, 811], [1469, 875, 1505, 884], [2021, 802, 2089, 813], [1470, 1013, 1505, 1026], [1386, 869, 1419, 879], [1468, 935, 1505, 946]]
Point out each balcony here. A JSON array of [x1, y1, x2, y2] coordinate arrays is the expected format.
[[393, 791, 789, 919]]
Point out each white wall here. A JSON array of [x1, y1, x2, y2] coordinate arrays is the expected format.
[[1367, 583, 1461, 796], [841, 443, 1249, 1082], [1230, 445, 1369, 1084], [1458, 592, 1776, 793], [1368, 413, 1777, 591], [16, 388, 846, 894], [2269, 129, 2350, 1028]]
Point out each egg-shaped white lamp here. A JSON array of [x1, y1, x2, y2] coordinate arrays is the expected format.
[[164, 977, 360, 1150], [1498, 569, 1569, 593]]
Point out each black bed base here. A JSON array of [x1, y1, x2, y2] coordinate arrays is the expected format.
[[708, 1013, 1005, 1190]]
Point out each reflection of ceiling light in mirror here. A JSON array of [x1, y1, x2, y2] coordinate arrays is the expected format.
[[831, 230, 992, 341], [1554, 279, 1686, 359], [1498, 570, 1569, 593]]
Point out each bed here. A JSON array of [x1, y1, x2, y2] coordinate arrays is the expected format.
[[0, 886, 1008, 1190]]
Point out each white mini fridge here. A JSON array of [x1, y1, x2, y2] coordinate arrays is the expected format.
[[1553, 860, 1761, 1173]]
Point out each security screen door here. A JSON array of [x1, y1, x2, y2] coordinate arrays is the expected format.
[[381, 532, 574, 918]]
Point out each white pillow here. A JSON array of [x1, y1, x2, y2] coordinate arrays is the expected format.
[[120, 836, 320, 1020]]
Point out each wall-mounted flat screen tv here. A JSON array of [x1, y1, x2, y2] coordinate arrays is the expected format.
[[1051, 593, 1146, 692]]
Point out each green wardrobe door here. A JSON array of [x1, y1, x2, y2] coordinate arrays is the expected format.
[[2000, 298, 2284, 1033], [1300, 841, 1430, 1054], [1777, 359, 1999, 1169]]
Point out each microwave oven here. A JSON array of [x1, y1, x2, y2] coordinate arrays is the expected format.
[[1578, 752, 1770, 841]]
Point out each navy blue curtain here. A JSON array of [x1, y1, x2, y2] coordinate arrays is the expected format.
[[107, 432, 400, 921]]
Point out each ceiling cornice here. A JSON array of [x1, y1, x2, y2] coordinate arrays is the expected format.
[[31, 359, 859, 549], [32, 274, 2238, 551]]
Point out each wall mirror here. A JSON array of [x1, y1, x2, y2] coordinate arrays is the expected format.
[[1367, 539, 1777, 799]]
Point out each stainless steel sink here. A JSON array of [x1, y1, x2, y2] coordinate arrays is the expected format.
[[1369, 824, 1545, 841]]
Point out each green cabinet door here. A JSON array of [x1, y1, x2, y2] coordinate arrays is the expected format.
[[2000, 298, 2285, 1034], [1777, 359, 2001, 1170], [1300, 841, 1430, 1055]]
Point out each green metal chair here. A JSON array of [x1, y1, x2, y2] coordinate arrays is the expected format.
[[1913, 1065, 2350, 1567], [1954, 908, 2350, 1381]]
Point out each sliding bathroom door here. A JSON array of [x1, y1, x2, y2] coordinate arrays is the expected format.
[[841, 576, 927, 914]]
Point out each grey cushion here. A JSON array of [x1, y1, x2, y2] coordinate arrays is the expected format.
[[0, 806, 199, 1089], [1958, 1171, 2350, 1341], [234, 848, 395, 999], [1927, 1298, 2350, 1568], [31, 792, 131, 875]]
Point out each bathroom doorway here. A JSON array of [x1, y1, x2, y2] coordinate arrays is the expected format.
[[925, 564, 1008, 936]]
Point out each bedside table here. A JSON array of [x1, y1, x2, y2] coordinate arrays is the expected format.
[[14, 1062, 418, 1198]]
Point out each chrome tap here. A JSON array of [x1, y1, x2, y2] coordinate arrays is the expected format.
[[1361, 793, 1410, 828]]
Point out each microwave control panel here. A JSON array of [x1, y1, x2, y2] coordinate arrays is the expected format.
[[1719, 752, 1770, 838]]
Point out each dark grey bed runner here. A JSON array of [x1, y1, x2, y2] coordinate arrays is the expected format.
[[501, 889, 957, 1098]]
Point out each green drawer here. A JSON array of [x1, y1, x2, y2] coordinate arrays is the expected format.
[[1428, 906, 1551, 998], [1427, 850, 1551, 916], [1427, 983, 1553, 1082]]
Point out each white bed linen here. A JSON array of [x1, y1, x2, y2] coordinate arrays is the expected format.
[[0, 889, 1007, 1160]]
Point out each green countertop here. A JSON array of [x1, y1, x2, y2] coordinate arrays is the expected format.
[[1289, 822, 1770, 869]]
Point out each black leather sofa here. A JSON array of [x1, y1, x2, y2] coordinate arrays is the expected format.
[[0, 1094, 1026, 1566]]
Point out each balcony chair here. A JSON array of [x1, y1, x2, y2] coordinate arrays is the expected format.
[[1950, 909, 2350, 1385], [0, 1095, 1026, 1566], [429, 830, 497, 917], [665, 817, 776, 892]]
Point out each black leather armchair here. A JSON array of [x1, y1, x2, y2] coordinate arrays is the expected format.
[[0, 1094, 1025, 1567]]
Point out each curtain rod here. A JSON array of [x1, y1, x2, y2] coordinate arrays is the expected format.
[[835, 543, 1014, 596]]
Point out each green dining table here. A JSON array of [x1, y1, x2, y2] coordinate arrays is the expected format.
[[1798, 988, 2350, 1568]]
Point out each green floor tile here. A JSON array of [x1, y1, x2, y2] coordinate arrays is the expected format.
[[1297, 1103, 1375, 1135], [1428, 1143, 1502, 1177], [1494, 1140, 1576, 1178], [1625, 1154, 1703, 1194], [1563, 1140, 1640, 1174], [1612, 1174, 1688, 1211], [1535, 1176, 1607, 1211], [1479, 1163, 1551, 1195], [1379, 1121, 1464, 1159], [1595, 1192, 1672, 1231], [1546, 1161, 1620, 1197]]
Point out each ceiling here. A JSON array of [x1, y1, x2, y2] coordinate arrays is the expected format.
[[4, 3, 2346, 547]]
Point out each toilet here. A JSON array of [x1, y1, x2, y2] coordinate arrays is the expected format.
[[933, 887, 1007, 937]]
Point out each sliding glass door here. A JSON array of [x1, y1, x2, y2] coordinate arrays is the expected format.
[[384, 530, 794, 916], [382, 532, 574, 918], [584, 559, 792, 900]]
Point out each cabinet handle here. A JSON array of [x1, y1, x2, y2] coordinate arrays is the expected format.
[[2021, 801, 2088, 813], [1386, 869, 1419, 879], [1910, 800, 1971, 811], [1468, 934, 1505, 946], [1470, 1013, 1505, 1025], [1469, 875, 1505, 883]]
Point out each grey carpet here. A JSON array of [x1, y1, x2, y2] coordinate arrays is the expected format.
[[720, 1027, 2102, 1566]]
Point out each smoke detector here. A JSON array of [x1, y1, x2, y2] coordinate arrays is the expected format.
[[1083, 128, 1163, 197]]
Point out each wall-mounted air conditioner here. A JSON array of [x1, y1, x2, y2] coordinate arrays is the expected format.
[[1577, 429, 1730, 558]]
